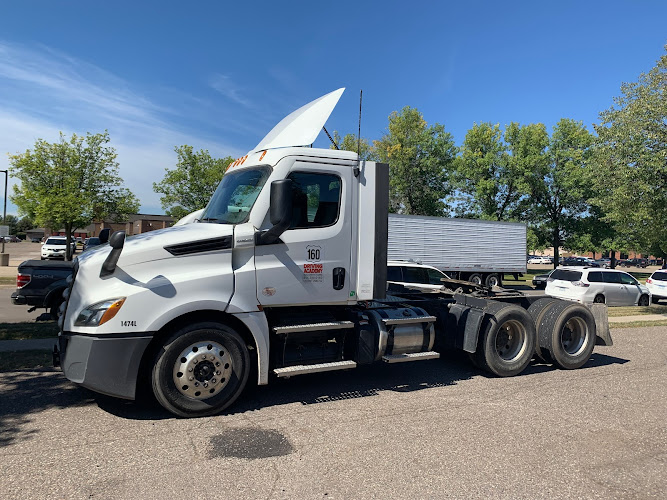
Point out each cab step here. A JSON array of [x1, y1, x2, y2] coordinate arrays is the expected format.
[[273, 321, 354, 335], [382, 351, 441, 363], [273, 360, 357, 377]]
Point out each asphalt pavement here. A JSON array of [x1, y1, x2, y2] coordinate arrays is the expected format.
[[0, 325, 665, 499]]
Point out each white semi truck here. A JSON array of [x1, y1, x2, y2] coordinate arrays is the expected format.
[[388, 214, 526, 287], [55, 89, 612, 417]]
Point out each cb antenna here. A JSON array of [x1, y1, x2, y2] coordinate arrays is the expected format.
[[354, 89, 362, 177], [323, 126, 339, 150]]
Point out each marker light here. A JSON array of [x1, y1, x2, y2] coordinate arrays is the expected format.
[[75, 298, 126, 326]]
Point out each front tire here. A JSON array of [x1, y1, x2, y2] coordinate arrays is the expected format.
[[638, 294, 649, 307], [151, 322, 250, 417]]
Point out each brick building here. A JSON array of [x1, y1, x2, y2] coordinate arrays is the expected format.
[[42, 214, 175, 239]]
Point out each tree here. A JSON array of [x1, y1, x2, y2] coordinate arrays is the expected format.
[[329, 131, 375, 161], [590, 46, 667, 255], [374, 107, 457, 216], [453, 122, 530, 220], [153, 145, 234, 220], [520, 119, 594, 268], [9, 131, 139, 260]]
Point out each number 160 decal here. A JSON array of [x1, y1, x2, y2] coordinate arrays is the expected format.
[[306, 245, 322, 262]]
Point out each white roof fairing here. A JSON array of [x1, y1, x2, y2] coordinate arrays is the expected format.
[[251, 88, 345, 153]]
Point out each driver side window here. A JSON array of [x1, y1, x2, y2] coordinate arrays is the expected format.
[[287, 172, 341, 229]]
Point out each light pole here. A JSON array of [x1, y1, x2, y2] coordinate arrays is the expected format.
[[1, 169, 7, 256]]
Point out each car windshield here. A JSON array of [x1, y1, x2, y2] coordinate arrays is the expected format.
[[201, 167, 271, 224], [45, 238, 66, 245]]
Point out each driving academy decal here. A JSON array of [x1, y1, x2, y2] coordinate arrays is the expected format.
[[303, 245, 323, 283]]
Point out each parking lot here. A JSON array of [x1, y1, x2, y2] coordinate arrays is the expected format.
[[0, 325, 665, 499]]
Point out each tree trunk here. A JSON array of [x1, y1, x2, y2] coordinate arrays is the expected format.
[[610, 250, 616, 269], [552, 227, 560, 270], [65, 223, 72, 261]]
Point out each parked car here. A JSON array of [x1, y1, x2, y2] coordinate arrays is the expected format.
[[387, 261, 451, 291], [561, 257, 599, 267], [83, 236, 101, 252], [11, 259, 74, 318], [31, 237, 41, 243], [646, 270, 667, 304], [619, 258, 648, 268], [532, 269, 555, 289], [593, 258, 611, 268], [528, 256, 551, 264], [41, 236, 76, 260], [545, 267, 650, 306]]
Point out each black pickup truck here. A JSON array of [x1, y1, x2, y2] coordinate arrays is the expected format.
[[11, 260, 73, 318]]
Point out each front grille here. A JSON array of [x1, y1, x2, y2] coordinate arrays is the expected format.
[[58, 259, 79, 333]]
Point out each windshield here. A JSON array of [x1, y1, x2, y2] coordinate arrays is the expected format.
[[45, 238, 66, 245], [201, 167, 271, 224]]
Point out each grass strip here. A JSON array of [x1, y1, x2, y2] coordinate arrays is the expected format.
[[0, 322, 59, 340], [610, 320, 667, 329], [0, 350, 53, 371], [0, 276, 16, 285], [607, 305, 667, 317]]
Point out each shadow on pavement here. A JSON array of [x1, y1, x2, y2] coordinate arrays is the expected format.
[[0, 351, 631, 432]]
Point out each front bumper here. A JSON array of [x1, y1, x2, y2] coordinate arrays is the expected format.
[[56, 332, 153, 400]]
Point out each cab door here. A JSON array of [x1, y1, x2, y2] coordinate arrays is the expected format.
[[255, 163, 353, 306]]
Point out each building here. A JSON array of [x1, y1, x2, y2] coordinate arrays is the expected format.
[[34, 214, 176, 240]]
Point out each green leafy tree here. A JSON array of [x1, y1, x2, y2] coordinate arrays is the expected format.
[[329, 131, 375, 161], [454, 122, 530, 220], [590, 46, 667, 255], [521, 119, 594, 267], [153, 145, 234, 220], [9, 131, 139, 260], [374, 107, 457, 216]]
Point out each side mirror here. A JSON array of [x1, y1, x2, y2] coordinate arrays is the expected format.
[[258, 179, 293, 245], [100, 231, 125, 277], [99, 228, 111, 244]]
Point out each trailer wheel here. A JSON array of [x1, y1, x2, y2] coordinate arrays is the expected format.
[[473, 304, 536, 377], [539, 302, 596, 370], [527, 298, 559, 361], [468, 273, 483, 286], [485, 273, 501, 288], [151, 322, 250, 417]]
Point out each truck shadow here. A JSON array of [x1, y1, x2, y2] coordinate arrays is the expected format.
[[0, 351, 631, 442]]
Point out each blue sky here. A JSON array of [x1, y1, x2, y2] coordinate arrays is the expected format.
[[1, 1, 665, 215]]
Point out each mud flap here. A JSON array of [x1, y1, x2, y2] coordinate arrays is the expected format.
[[448, 303, 485, 353], [589, 303, 613, 346]]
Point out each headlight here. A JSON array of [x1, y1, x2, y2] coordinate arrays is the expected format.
[[75, 298, 126, 326]]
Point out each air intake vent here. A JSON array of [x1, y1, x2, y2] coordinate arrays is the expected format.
[[164, 236, 232, 256]]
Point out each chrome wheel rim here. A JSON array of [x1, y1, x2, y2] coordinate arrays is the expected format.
[[494, 320, 527, 361], [560, 317, 588, 356], [173, 341, 232, 400]]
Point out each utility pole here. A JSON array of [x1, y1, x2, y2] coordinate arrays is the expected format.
[[1, 169, 7, 260]]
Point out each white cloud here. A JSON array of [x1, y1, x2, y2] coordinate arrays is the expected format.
[[208, 73, 253, 108], [0, 42, 246, 215]]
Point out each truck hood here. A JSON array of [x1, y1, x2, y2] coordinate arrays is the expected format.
[[76, 223, 235, 271]]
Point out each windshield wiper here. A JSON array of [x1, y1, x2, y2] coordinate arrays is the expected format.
[[199, 217, 220, 223]]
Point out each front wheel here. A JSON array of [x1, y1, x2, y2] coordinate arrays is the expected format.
[[151, 322, 250, 417], [638, 294, 649, 307]]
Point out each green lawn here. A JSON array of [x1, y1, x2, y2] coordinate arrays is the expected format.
[[0, 322, 59, 340], [0, 276, 16, 285], [610, 320, 667, 329], [607, 305, 667, 317]]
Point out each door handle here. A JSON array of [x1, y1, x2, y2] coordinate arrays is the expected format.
[[333, 267, 345, 290]]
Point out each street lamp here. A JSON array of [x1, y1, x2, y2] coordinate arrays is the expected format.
[[1, 169, 7, 256]]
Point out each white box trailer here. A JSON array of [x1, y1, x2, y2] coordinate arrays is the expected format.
[[388, 214, 527, 287]]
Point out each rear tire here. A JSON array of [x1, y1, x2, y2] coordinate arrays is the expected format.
[[151, 322, 250, 417], [527, 298, 559, 361], [485, 273, 501, 288], [652, 296, 661, 304], [468, 273, 483, 286], [538, 302, 596, 370], [472, 303, 536, 377], [638, 294, 649, 307]]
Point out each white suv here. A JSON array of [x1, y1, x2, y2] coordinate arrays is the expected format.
[[646, 270, 667, 304], [41, 236, 76, 260], [545, 267, 650, 306], [387, 261, 450, 291]]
